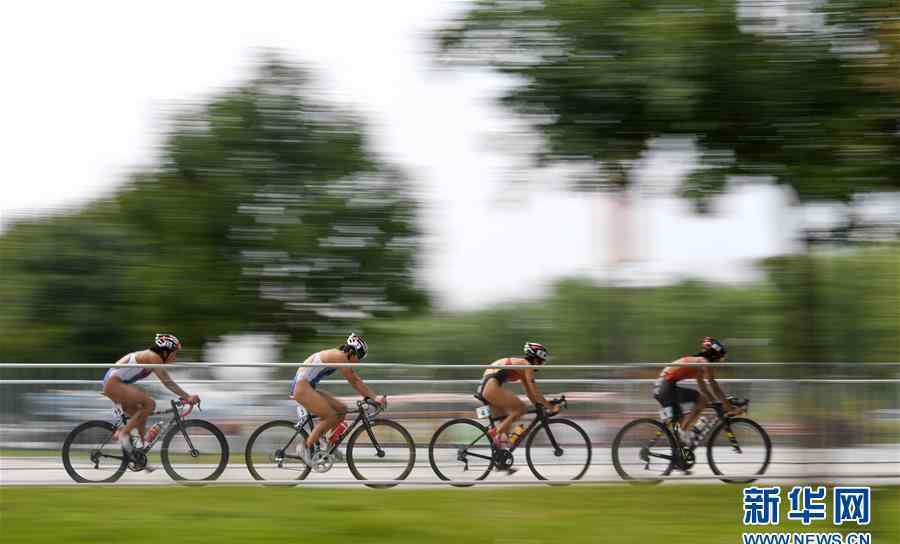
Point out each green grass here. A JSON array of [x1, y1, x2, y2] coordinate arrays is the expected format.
[[0, 449, 58, 458], [0, 485, 897, 544]]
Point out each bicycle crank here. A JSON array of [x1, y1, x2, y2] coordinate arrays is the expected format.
[[127, 450, 148, 472], [310, 451, 334, 473], [492, 448, 514, 471]]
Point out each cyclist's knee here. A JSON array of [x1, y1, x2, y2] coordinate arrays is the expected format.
[[135, 400, 153, 417], [146, 398, 156, 414], [512, 402, 527, 417]]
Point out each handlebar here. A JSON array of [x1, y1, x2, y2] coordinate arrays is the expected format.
[[532, 395, 567, 415], [172, 399, 198, 418], [710, 397, 749, 415], [358, 396, 386, 416]]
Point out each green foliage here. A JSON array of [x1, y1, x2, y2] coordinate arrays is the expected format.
[[0, 57, 426, 368], [440, 0, 900, 202], [363, 244, 899, 368]]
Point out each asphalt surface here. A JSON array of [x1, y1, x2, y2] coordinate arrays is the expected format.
[[2, 446, 898, 486]]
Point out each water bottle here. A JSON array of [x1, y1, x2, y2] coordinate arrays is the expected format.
[[690, 417, 711, 446], [509, 424, 526, 446], [328, 421, 349, 445], [144, 423, 162, 444]]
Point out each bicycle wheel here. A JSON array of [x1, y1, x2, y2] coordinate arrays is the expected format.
[[611, 418, 675, 484], [62, 421, 128, 483], [706, 417, 771, 484], [245, 420, 311, 483], [346, 419, 416, 488], [525, 419, 592, 482], [160, 419, 229, 482], [428, 418, 494, 486]]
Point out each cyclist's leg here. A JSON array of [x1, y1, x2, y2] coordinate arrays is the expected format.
[[294, 381, 339, 448], [676, 386, 703, 430], [103, 379, 155, 439], [653, 379, 679, 424], [316, 389, 348, 428], [482, 379, 525, 438]]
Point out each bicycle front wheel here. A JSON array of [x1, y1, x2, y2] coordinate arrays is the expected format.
[[706, 417, 771, 484], [525, 419, 592, 482], [245, 420, 311, 483], [611, 418, 675, 485], [346, 419, 416, 488], [62, 421, 128, 483], [161, 420, 229, 482], [428, 418, 494, 486]]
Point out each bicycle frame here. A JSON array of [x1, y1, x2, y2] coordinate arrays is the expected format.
[[485, 405, 558, 454], [104, 400, 196, 463], [279, 399, 385, 462], [644, 400, 749, 467], [457, 400, 566, 469]]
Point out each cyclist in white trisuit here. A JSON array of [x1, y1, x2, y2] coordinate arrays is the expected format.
[[102, 334, 200, 451], [290, 333, 381, 466]]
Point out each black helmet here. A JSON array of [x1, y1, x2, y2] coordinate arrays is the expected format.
[[701, 336, 727, 361]]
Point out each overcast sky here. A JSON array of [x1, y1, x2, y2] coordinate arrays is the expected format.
[[1, 1, 812, 310]]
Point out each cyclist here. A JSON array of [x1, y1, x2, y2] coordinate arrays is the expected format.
[[477, 341, 559, 447], [102, 333, 200, 452], [290, 333, 381, 466], [654, 336, 737, 444]]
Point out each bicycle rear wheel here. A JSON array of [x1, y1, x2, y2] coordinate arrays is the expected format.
[[611, 418, 675, 484], [428, 418, 494, 486], [62, 421, 128, 483], [161, 420, 229, 482], [706, 417, 771, 484], [244, 420, 311, 483], [346, 419, 416, 488], [525, 419, 592, 482]]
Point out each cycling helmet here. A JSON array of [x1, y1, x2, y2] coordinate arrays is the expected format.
[[153, 333, 182, 352], [345, 333, 368, 360], [523, 341, 549, 363], [701, 336, 727, 361]]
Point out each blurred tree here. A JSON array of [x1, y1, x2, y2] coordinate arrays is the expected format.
[[0, 56, 427, 369], [440, 0, 900, 202], [439, 0, 899, 363]]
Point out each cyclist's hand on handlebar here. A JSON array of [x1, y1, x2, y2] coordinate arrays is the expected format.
[[181, 394, 201, 405]]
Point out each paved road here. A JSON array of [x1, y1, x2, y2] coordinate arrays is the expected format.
[[2, 446, 898, 486]]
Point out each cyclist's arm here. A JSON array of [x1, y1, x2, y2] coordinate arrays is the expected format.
[[695, 376, 715, 402], [704, 367, 736, 411], [338, 367, 379, 402], [153, 368, 196, 402], [522, 369, 556, 412]]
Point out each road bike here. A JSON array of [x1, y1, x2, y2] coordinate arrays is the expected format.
[[62, 399, 229, 483], [428, 395, 591, 486], [245, 397, 416, 488], [612, 397, 771, 484]]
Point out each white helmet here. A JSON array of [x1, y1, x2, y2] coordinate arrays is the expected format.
[[346, 333, 368, 360], [153, 333, 182, 352], [523, 341, 549, 362]]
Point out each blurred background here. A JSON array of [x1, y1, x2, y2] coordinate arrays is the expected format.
[[0, 0, 898, 478]]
